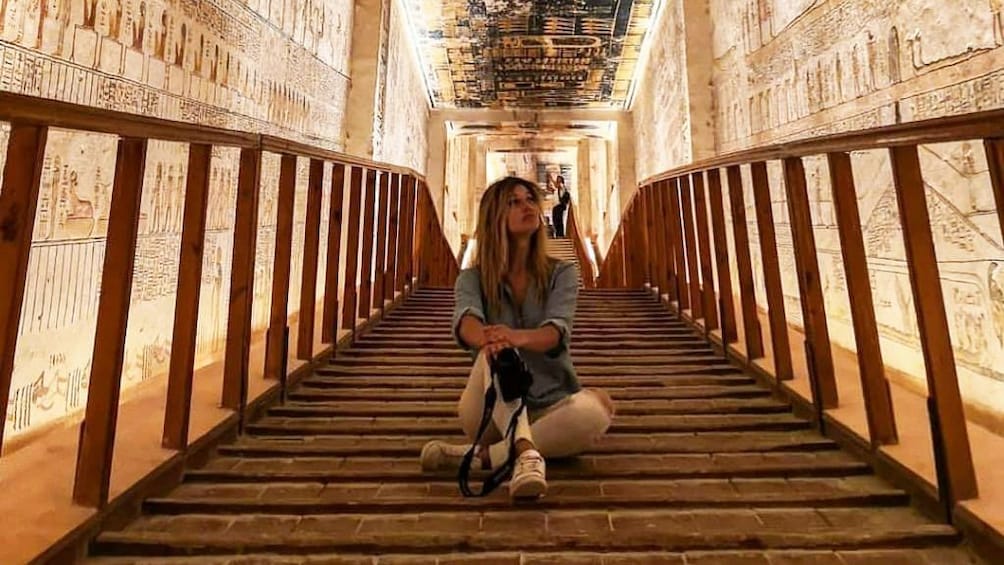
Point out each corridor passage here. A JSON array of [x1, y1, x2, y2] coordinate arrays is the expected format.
[[87, 287, 977, 563]]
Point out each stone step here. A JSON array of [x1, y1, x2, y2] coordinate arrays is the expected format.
[[215, 431, 841, 458], [151, 476, 907, 514], [337, 346, 716, 358], [301, 375, 754, 388], [324, 353, 726, 367], [315, 365, 740, 379], [191, 450, 868, 482], [288, 384, 769, 401], [245, 413, 811, 436], [350, 335, 711, 348], [82, 547, 979, 565], [268, 398, 791, 418], [92, 507, 958, 556]]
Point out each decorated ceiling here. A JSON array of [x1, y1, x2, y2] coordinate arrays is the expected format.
[[404, 0, 659, 108]]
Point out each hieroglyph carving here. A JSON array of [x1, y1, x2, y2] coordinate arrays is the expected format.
[[0, 0, 353, 149]]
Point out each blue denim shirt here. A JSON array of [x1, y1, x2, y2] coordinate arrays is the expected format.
[[452, 260, 582, 410]]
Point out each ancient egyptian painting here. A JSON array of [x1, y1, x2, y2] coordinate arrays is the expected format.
[[2, 0, 357, 440], [0, 0, 353, 148], [375, 0, 430, 173], [681, 0, 1004, 418], [631, 0, 689, 180], [404, 0, 657, 107]]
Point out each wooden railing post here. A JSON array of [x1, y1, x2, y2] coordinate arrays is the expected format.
[[162, 143, 213, 450], [296, 158, 325, 360], [986, 139, 1004, 244], [384, 173, 401, 302], [692, 172, 719, 332], [827, 152, 897, 445], [222, 148, 262, 410], [726, 166, 764, 359], [73, 137, 148, 508], [890, 144, 978, 503], [642, 186, 658, 289], [374, 171, 391, 309], [653, 180, 671, 297], [321, 163, 346, 344], [358, 170, 378, 317], [667, 179, 688, 308], [783, 157, 838, 409], [0, 124, 48, 450], [398, 175, 415, 292], [750, 161, 793, 380], [341, 167, 364, 330], [707, 169, 738, 344], [678, 176, 703, 318], [263, 154, 297, 381]]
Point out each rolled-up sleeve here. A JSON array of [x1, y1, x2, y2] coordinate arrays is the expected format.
[[453, 269, 485, 351], [540, 262, 578, 357]]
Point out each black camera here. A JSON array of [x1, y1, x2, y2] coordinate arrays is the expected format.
[[491, 348, 533, 402]]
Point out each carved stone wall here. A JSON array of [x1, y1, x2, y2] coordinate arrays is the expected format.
[[373, 0, 429, 173], [1, 0, 356, 442], [708, 0, 1004, 427]]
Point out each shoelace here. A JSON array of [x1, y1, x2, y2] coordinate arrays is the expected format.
[[515, 453, 544, 475]]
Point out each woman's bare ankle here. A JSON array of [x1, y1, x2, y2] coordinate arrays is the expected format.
[[514, 439, 536, 456]]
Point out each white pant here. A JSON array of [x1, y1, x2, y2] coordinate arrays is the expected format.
[[458, 351, 614, 467]]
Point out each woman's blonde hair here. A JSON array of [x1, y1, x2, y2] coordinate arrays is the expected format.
[[475, 176, 553, 316]]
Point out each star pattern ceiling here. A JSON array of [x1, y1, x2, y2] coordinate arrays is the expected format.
[[404, 0, 658, 108]]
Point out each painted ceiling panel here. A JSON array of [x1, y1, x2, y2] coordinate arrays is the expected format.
[[406, 0, 659, 108]]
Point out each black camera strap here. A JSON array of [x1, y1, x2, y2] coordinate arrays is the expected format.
[[457, 370, 526, 498]]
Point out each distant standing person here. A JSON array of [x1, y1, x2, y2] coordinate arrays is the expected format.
[[551, 176, 571, 237]]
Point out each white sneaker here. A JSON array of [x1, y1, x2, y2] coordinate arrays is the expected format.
[[509, 449, 547, 499], [420, 440, 474, 472]]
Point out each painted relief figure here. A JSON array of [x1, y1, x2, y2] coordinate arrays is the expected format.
[[38, 0, 70, 54], [990, 262, 1004, 346], [1, 0, 27, 43]]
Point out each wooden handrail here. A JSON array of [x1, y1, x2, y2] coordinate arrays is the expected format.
[[0, 92, 454, 511], [641, 107, 1004, 186], [601, 108, 1002, 522]]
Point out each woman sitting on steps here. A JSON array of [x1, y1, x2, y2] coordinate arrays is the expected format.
[[420, 176, 616, 499]]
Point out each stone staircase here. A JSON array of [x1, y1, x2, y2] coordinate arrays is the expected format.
[[547, 237, 583, 286], [86, 288, 981, 564]]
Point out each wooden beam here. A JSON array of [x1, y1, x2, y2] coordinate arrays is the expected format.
[[783, 157, 838, 408], [374, 171, 391, 310], [358, 170, 377, 315], [402, 176, 417, 290], [321, 163, 346, 344], [890, 144, 977, 501], [296, 159, 324, 360], [162, 143, 213, 450], [385, 173, 401, 302], [73, 138, 148, 507], [650, 182, 667, 295], [263, 154, 297, 380], [0, 124, 48, 450], [396, 175, 414, 292], [692, 172, 719, 332], [985, 139, 1004, 246], [750, 161, 793, 380], [341, 167, 364, 330], [726, 166, 764, 358], [657, 180, 674, 298], [642, 187, 658, 289], [707, 169, 738, 343], [668, 178, 689, 309], [222, 148, 262, 410], [678, 176, 703, 318], [827, 152, 897, 445]]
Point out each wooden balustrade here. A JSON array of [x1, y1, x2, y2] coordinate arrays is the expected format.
[[596, 109, 1004, 515], [565, 204, 596, 287], [0, 92, 453, 508]]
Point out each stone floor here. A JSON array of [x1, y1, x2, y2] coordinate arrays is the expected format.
[[84, 288, 983, 564]]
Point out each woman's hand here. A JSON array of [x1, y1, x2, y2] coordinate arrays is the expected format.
[[483, 324, 525, 359]]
